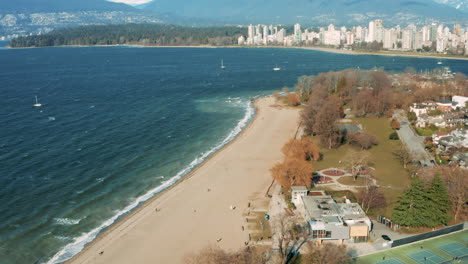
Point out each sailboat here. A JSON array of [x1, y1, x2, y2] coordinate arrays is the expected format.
[[220, 59, 226, 69], [34, 96, 42, 107], [273, 64, 281, 71]]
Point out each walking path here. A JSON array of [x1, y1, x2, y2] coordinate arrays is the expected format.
[[393, 110, 434, 167]]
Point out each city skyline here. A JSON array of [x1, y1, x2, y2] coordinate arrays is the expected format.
[[238, 19, 468, 55]]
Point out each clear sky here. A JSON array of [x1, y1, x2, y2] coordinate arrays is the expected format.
[[108, 0, 153, 5]]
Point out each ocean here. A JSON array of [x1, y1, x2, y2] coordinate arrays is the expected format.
[[0, 45, 466, 264]]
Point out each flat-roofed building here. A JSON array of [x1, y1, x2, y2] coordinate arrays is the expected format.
[[300, 195, 371, 244]]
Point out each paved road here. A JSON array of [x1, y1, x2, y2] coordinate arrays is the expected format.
[[393, 110, 434, 168]]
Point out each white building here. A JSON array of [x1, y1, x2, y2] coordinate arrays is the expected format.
[[324, 28, 341, 46], [452, 96, 468, 108], [402, 28, 413, 50]]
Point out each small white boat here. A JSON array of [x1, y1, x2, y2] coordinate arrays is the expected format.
[[273, 64, 281, 71], [220, 59, 226, 69], [34, 96, 42, 107], [437, 61, 442, 65]]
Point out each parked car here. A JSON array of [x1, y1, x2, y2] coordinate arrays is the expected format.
[[382, 235, 392, 241]]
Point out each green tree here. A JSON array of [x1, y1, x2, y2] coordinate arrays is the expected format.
[[392, 177, 431, 227], [426, 175, 450, 227], [407, 111, 417, 122]]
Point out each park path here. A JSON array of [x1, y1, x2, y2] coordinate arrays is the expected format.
[[393, 110, 435, 168]]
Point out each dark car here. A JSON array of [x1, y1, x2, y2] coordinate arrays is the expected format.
[[382, 235, 392, 241]]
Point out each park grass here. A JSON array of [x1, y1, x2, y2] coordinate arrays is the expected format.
[[354, 229, 468, 264], [313, 117, 410, 188], [337, 176, 369, 186], [311, 117, 410, 217]]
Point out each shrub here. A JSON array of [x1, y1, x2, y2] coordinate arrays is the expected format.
[[389, 131, 399, 140]]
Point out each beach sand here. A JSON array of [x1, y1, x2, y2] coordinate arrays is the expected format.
[[68, 97, 300, 264]]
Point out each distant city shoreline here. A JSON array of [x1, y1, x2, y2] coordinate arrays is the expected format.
[[8, 44, 468, 61]]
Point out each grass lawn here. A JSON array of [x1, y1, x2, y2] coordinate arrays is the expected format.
[[337, 176, 369, 186], [415, 127, 438, 137], [311, 117, 409, 216], [313, 117, 410, 188], [354, 230, 468, 264]]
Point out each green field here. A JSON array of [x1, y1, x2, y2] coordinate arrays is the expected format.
[[311, 117, 410, 216], [354, 230, 468, 264]]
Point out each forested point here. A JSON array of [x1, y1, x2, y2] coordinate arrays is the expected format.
[[9, 24, 247, 48]]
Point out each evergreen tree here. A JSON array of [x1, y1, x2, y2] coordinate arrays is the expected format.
[[426, 174, 451, 227], [392, 177, 431, 227]]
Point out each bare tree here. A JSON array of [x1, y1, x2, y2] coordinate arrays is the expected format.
[[392, 145, 412, 169], [313, 96, 343, 149], [347, 132, 378, 150], [357, 184, 387, 213], [301, 242, 350, 264], [344, 150, 371, 181], [184, 245, 271, 264], [271, 213, 309, 264]]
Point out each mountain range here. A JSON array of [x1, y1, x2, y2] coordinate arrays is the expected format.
[[1, 0, 467, 41], [0, 0, 135, 13], [432, 0, 468, 13], [139, 0, 468, 26]]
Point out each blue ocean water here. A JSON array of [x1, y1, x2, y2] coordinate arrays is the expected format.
[[0, 46, 466, 264]]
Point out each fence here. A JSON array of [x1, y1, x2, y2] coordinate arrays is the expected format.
[[391, 223, 465, 248]]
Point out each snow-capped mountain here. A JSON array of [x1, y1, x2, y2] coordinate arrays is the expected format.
[[432, 0, 468, 13]]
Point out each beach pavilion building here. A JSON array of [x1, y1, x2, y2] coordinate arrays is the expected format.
[[300, 194, 372, 244]]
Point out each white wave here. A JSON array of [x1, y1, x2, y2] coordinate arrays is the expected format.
[[46, 100, 256, 264], [54, 235, 72, 241], [54, 218, 82, 226]]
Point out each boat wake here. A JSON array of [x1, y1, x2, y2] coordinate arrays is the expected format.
[[46, 100, 255, 264]]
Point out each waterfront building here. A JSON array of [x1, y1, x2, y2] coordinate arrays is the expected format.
[[294, 23, 302, 44], [402, 28, 413, 50]]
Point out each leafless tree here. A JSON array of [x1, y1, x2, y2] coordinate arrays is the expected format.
[[357, 184, 387, 213], [301, 242, 350, 264], [392, 145, 413, 169], [344, 150, 371, 181]]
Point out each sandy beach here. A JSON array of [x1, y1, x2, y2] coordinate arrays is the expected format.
[[68, 97, 300, 264]]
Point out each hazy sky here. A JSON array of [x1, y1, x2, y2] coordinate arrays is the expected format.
[[108, 0, 153, 5]]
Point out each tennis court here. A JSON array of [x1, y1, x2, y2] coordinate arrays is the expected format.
[[376, 258, 406, 264], [408, 250, 447, 264], [356, 229, 468, 264], [439, 242, 468, 258]]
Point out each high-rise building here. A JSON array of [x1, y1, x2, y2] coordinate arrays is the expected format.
[[422, 26, 430, 43], [430, 23, 438, 42], [324, 24, 341, 46], [436, 37, 447, 52], [402, 28, 413, 50], [383, 28, 396, 49], [375, 19, 384, 43], [346, 31, 354, 45], [355, 26, 363, 41], [367, 20, 375, 42], [414, 29, 423, 50], [294, 23, 302, 44], [247, 24, 254, 45], [263, 25, 268, 45]]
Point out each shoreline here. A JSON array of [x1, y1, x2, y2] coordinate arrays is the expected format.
[[53, 99, 257, 263], [7, 43, 468, 61], [64, 96, 300, 264]]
